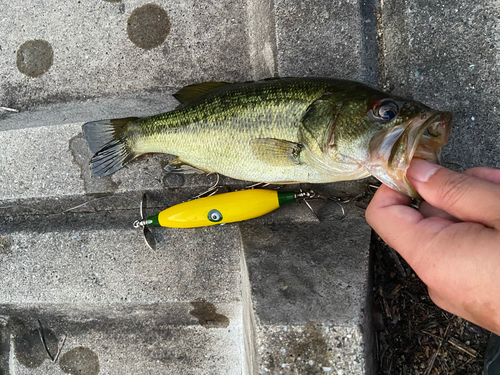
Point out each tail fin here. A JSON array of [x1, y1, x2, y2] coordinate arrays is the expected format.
[[82, 117, 141, 178]]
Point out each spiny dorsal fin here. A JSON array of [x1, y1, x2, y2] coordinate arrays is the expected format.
[[250, 138, 304, 166], [173, 82, 231, 104]]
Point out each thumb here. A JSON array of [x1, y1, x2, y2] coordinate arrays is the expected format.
[[407, 159, 500, 229]]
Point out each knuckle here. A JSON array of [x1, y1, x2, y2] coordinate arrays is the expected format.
[[492, 218, 500, 231], [365, 203, 376, 224], [435, 172, 472, 210]]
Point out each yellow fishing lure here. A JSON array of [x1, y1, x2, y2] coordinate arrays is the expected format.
[[145, 189, 296, 228], [133, 188, 340, 249]]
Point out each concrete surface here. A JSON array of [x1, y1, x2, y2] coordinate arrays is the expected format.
[[241, 220, 373, 374], [0, 304, 244, 375], [1, 0, 499, 374], [0, 211, 245, 374], [381, 0, 500, 169], [275, 0, 380, 85], [0, 0, 252, 110]]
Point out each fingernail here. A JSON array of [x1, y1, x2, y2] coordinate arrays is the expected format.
[[407, 159, 442, 182]]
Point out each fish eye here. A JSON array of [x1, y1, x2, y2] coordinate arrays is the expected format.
[[208, 209, 223, 222], [373, 100, 399, 122]]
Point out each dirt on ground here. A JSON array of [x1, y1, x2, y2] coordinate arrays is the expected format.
[[372, 233, 490, 375]]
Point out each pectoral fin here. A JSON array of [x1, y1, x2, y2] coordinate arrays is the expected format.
[[250, 138, 304, 166]]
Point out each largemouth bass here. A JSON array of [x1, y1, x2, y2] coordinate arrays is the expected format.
[[83, 78, 452, 198]]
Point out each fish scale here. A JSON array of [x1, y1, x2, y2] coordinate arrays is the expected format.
[[82, 77, 452, 197], [132, 80, 325, 181]]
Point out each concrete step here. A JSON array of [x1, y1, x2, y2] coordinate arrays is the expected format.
[[241, 220, 373, 374], [0, 205, 372, 375], [0, 0, 258, 111], [0, 304, 244, 375], [0, 115, 374, 374], [0, 208, 245, 374]]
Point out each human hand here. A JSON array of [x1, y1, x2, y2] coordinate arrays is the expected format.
[[366, 158, 500, 335]]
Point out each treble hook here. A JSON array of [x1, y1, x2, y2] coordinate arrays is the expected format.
[[330, 201, 346, 220], [316, 199, 346, 220], [296, 189, 346, 221], [245, 181, 270, 189], [190, 173, 223, 200], [245, 181, 284, 190]]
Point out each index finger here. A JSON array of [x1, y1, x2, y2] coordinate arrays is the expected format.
[[366, 185, 442, 262]]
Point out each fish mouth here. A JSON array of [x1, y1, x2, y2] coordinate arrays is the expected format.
[[368, 110, 452, 197]]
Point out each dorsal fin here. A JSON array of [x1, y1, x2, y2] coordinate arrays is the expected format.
[[173, 82, 231, 104]]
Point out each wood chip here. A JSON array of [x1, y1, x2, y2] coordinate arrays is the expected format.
[[391, 284, 403, 295], [378, 286, 392, 320], [448, 337, 478, 358], [423, 324, 450, 375], [388, 246, 407, 277], [422, 330, 444, 341]]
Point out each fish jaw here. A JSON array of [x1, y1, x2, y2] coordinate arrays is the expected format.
[[366, 110, 452, 198]]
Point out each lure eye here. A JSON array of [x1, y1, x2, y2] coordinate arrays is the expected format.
[[208, 209, 223, 223], [373, 100, 399, 122]]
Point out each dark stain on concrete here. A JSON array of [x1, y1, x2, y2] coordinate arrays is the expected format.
[[103, 0, 121, 2], [0, 319, 7, 374], [127, 3, 170, 50], [69, 133, 120, 196], [16, 40, 54, 78], [189, 300, 229, 329], [59, 346, 100, 375], [0, 236, 13, 254], [264, 322, 333, 373], [6, 317, 59, 369], [288, 322, 332, 373], [0, 81, 97, 111]]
